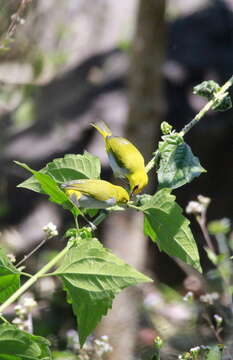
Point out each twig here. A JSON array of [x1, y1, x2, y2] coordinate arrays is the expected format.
[[202, 313, 223, 344], [0, 242, 72, 314], [16, 238, 47, 268], [145, 76, 233, 173], [181, 75, 233, 136], [145, 151, 160, 174], [0, 314, 10, 324], [196, 209, 215, 253], [0, 0, 33, 50]]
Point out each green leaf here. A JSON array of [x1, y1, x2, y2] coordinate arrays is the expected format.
[[193, 80, 232, 112], [52, 238, 152, 346], [0, 249, 20, 304], [139, 188, 202, 272], [0, 323, 51, 360], [206, 345, 222, 360], [17, 152, 101, 193], [14, 161, 80, 216], [157, 134, 206, 189]]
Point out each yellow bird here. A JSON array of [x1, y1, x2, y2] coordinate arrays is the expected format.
[[61, 179, 129, 209], [91, 122, 148, 194]]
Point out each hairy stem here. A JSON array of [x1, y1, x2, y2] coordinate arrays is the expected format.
[[181, 75, 233, 136], [0, 242, 72, 315], [145, 151, 160, 174], [145, 75, 233, 174]]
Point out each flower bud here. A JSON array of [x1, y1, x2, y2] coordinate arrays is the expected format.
[[43, 222, 58, 239]]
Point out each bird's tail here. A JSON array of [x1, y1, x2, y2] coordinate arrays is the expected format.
[[91, 121, 112, 138]]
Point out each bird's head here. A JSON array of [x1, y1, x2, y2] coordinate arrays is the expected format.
[[116, 187, 130, 204], [128, 171, 148, 195]]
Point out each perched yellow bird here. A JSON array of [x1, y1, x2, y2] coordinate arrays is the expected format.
[[61, 179, 129, 209], [91, 122, 148, 194]]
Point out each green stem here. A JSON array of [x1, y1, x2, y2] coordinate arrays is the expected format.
[[0, 314, 10, 324], [0, 242, 72, 314], [16, 238, 47, 268], [74, 215, 79, 230], [181, 75, 233, 136], [127, 203, 140, 210], [19, 272, 33, 278], [145, 76, 233, 173], [145, 151, 160, 174], [93, 210, 108, 226]]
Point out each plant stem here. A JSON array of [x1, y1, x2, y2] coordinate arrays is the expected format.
[[16, 238, 47, 268], [0, 314, 10, 324], [0, 242, 72, 314], [196, 210, 215, 253], [145, 151, 160, 174], [20, 272, 33, 278], [202, 313, 223, 343], [181, 75, 233, 136], [74, 215, 79, 230], [145, 76, 233, 174], [92, 210, 108, 226]]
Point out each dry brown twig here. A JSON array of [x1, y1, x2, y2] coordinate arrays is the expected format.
[[0, 0, 33, 51]]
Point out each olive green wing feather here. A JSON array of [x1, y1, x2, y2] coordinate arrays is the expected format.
[[106, 136, 145, 173], [63, 180, 116, 202]]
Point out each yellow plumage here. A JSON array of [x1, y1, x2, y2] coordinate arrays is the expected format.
[[61, 179, 129, 209], [91, 122, 148, 194]]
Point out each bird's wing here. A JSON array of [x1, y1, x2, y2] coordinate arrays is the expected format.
[[107, 136, 145, 173], [63, 180, 116, 202]]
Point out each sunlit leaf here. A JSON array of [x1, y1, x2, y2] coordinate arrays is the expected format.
[[139, 188, 202, 272], [158, 134, 206, 189], [52, 238, 152, 346]]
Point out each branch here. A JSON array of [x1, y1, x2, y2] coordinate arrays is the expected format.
[[0, 0, 33, 51], [180, 76, 233, 136]]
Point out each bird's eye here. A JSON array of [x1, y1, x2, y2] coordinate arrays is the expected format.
[[133, 185, 139, 193]]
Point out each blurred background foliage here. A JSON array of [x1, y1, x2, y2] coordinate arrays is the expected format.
[[0, 0, 232, 359]]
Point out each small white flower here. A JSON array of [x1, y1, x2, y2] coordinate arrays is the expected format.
[[43, 222, 58, 239], [7, 253, 16, 263], [14, 304, 27, 317], [12, 317, 23, 325], [143, 292, 163, 309], [214, 314, 223, 326], [183, 291, 194, 302], [200, 345, 210, 351], [94, 337, 113, 355], [23, 297, 37, 312], [190, 346, 200, 354], [197, 195, 211, 206], [94, 339, 102, 346], [100, 335, 109, 341], [186, 201, 204, 215], [200, 292, 219, 305]]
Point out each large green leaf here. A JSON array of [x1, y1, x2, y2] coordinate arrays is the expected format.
[[157, 133, 206, 189], [139, 189, 201, 272], [15, 161, 80, 216], [0, 324, 51, 360], [52, 238, 152, 346], [0, 249, 20, 304], [17, 152, 101, 193]]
